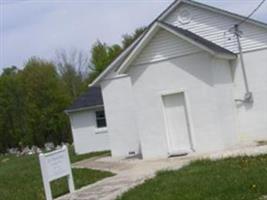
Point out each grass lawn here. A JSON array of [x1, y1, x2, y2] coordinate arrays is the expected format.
[[0, 147, 113, 200], [117, 154, 267, 200]]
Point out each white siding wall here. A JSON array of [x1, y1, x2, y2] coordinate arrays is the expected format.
[[128, 51, 237, 159], [233, 49, 267, 142], [101, 76, 141, 158], [133, 29, 201, 65], [69, 110, 110, 154], [164, 3, 267, 53]]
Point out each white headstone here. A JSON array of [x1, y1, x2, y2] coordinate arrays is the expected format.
[[39, 145, 75, 200]]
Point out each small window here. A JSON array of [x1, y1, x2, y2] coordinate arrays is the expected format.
[[95, 110, 107, 128]]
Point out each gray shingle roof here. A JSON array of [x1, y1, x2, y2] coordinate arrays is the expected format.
[[66, 87, 103, 112], [159, 21, 236, 57]]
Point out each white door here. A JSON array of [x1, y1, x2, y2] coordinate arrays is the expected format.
[[162, 93, 192, 155]]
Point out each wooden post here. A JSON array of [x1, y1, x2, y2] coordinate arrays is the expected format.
[[39, 153, 53, 200], [63, 145, 75, 193]]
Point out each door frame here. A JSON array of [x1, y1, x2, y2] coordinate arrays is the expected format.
[[160, 88, 196, 154]]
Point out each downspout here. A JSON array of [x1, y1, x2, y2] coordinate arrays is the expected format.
[[233, 24, 253, 103]]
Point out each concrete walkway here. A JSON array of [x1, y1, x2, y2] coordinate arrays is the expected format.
[[57, 144, 267, 200]]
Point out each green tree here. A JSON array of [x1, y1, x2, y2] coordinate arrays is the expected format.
[[88, 41, 122, 82], [122, 27, 146, 49], [0, 26, 147, 152], [88, 27, 146, 83], [20, 57, 72, 146], [0, 66, 26, 152], [0, 58, 73, 152]]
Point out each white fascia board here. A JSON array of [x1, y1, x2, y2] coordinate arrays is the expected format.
[[117, 23, 161, 74]]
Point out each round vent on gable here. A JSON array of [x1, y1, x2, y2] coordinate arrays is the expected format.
[[178, 9, 192, 25]]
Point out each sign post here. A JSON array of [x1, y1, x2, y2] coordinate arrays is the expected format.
[[39, 145, 75, 200]]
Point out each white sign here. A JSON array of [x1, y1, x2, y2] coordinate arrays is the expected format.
[[39, 145, 75, 200]]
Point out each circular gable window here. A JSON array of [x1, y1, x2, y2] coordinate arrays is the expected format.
[[178, 9, 192, 25]]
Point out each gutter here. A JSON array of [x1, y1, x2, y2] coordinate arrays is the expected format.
[[64, 105, 104, 114]]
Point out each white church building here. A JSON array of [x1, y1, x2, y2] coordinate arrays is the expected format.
[[66, 0, 267, 159]]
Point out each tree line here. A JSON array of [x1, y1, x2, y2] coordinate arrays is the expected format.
[[0, 27, 145, 153]]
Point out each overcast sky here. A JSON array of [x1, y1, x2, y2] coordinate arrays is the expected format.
[[1, 0, 267, 70]]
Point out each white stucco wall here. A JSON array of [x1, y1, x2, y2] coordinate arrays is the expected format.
[[94, 1, 267, 160], [233, 48, 267, 142], [69, 109, 110, 154], [212, 58, 238, 148], [127, 52, 237, 159], [98, 49, 267, 159], [101, 76, 141, 158]]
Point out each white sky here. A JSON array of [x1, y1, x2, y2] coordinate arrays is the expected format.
[[1, 0, 267, 70]]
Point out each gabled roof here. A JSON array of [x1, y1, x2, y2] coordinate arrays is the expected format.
[[90, 0, 267, 86], [65, 87, 103, 113], [116, 21, 236, 73]]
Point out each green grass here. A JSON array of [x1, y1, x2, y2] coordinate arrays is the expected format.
[[117, 155, 267, 200], [0, 148, 113, 200]]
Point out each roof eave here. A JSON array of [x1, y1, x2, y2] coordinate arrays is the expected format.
[[65, 105, 104, 114]]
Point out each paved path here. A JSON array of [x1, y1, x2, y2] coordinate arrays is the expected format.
[[57, 145, 267, 200]]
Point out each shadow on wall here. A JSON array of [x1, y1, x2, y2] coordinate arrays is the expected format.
[[130, 52, 229, 87]]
